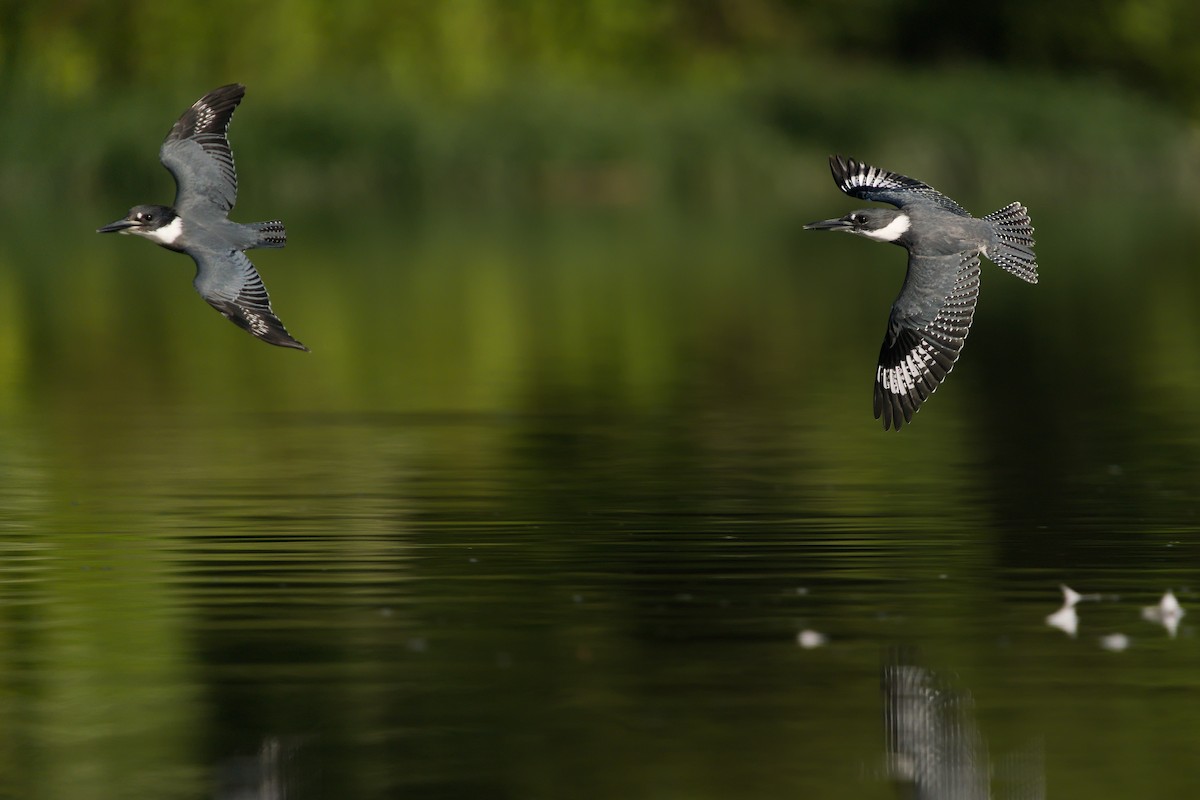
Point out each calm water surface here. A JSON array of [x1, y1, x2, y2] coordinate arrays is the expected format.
[[0, 407, 1196, 799], [1, 201, 1199, 798]]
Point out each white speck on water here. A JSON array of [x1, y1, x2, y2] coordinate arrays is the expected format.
[[1100, 633, 1130, 652], [797, 629, 827, 649], [1046, 604, 1079, 638], [1142, 590, 1185, 638]]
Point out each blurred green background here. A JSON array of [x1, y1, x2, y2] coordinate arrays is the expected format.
[[0, 0, 1198, 428], [3, 5, 1200, 800]]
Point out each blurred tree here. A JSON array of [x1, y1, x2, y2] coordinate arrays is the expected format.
[[2, 0, 1199, 112]]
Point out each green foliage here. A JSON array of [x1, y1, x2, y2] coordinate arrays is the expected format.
[[6, 0, 1200, 113], [0, 0, 1196, 430], [1, 62, 1193, 218], [2, 0, 1197, 216]]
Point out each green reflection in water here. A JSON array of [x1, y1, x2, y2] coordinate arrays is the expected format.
[[0, 449, 203, 798], [0, 408, 1197, 798], [0, 122, 1199, 797]]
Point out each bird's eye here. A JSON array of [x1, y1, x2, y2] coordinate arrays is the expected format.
[[851, 214, 866, 225]]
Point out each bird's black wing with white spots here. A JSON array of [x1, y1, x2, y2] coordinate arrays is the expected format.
[[160, 84, 244, 216], [830, 155, 970, 217], [191, 249, 308, 351], [875, 252, 980, 430]]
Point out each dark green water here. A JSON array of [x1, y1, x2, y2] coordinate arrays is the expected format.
[[0, 197, 1198, 799]]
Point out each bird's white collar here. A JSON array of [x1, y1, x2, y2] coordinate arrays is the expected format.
[[861, 214, 911, 242], [143, 216, 183, 245]]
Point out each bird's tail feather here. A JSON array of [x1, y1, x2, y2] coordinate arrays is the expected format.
[[983, 203, 1037, 284], [250, 220, 287, 249]]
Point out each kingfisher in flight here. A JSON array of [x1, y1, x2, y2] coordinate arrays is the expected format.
[[98, 84, 307, 350], [805, 155, 1037, 429]]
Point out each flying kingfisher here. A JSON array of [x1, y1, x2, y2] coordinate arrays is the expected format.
[[98, 84, 307, 351], [805, 155, 1037, 429]]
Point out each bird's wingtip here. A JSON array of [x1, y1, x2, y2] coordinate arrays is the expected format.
[[828, 154, 862, 186], [266, 332, 309, 352]]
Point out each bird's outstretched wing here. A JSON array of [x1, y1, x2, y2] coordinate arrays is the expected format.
[[191, 249, 308, 351], [160, 84, 244, 216], [830, 154, 970, 217], [875, 252, 980, 430]]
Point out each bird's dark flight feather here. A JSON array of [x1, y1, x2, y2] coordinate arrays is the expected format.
[[160, 83, 244, 216], [874, 253, 980, 430], [830, 154, 971, 217], [192, 250, 307, 351]]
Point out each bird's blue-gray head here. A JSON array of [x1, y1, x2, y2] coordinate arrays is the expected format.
[[804, 208, 911, 244], [97, 204, 182, 247]]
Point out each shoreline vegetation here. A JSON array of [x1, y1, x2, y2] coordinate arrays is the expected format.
[[1, 61, 1195, 214], [0, 15, 1197, 423]]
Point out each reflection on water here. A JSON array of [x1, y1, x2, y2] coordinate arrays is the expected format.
[[1, 201, 1200, 799], [1142, 591, 1185, 638], [883, 649, 1044, 800], [1045, 585, 1084, 638], [214, 736, 302, 800], [0, 408, 1197, 799], [1047, 585, 1189, 645]]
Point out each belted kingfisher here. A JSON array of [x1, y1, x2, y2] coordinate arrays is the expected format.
[[98, 84, 307, 350], [805, 155, 1037, 430]]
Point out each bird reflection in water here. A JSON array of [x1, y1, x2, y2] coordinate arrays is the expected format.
[[882, 649, 1045, 800]]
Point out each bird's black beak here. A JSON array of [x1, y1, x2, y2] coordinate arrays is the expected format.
[[803, 217, 853, 232], [97, 218, 137, 234]]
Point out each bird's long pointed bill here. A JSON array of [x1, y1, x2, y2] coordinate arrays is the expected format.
[[803, 218, 851, 231], [97, 219, 136, 233]]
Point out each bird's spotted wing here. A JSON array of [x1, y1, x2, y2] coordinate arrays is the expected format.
[[160, 84, 244, 216], [830, 155, 970, 217], [875, 252, 980, 430], [191, 249, 308, 351]]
